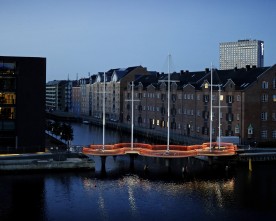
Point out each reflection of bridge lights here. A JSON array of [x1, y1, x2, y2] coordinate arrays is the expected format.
[[82, 178, 98, 190], [128, 187, 137, 214], [98, 194, 108, 220]]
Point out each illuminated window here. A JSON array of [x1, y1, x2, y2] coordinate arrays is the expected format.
[[273, 95, 276, 102]]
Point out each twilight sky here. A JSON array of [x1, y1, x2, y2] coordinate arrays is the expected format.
[[0, 0, 275, 81]]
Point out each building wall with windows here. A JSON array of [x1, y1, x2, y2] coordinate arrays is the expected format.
[[92, 66, 148, 122], [0, 56, 46, 153], [46, 80, 72, 112], [243, 65, 276, 143], [123, 66, 276, 145], [219, 39, 264, 70], [71, 80, 81, 116]]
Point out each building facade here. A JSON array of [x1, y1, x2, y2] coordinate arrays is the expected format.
[[123, 65, 276, 145], [92, 66, 148, 122], [71, 80, 81, 117], [0, 56, 46, 153], [46, 80, 72, 112], [219, 39, 264, 70]]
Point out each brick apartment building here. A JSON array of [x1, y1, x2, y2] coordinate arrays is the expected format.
[[123, 65, 276, 145]]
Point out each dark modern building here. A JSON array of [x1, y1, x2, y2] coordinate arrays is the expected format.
[[0, 56, 46, 153]]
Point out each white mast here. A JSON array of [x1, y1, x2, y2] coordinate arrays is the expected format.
[[131, 81, 134, 150], [209, 64, 213, 151], [102, 72, 106, 151], [167, 54, 171, 153], [218, 85, 221, 149]]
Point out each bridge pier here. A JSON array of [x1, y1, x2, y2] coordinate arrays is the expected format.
[[208, 156, 213, 165], [100, 156, 107, 172], [165, 158, 171, 173], [129, 154, 135, 170]]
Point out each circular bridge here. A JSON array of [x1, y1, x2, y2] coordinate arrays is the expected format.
[[82, 142, 237, 158]]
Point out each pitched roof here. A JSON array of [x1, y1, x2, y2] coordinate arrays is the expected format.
[[133, 66, 272, 90]]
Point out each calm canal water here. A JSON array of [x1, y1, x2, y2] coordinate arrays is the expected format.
[[0, 123, 275, 221]]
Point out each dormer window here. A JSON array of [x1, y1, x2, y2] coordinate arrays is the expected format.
[[248, 124, 253, 135]]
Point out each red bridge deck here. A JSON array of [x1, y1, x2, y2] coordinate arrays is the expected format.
[[82, 142, 237, 158]]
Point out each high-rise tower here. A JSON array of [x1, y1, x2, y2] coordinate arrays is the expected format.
[[219, 39, 264, 70]]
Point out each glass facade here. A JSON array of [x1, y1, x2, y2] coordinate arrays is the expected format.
[[0, 61, 16, 147]]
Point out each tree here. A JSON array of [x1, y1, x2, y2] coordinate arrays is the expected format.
[[60, 123, 74, 149]]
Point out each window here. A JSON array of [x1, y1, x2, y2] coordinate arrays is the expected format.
[[227, 95, 233, 103], [262, 94, 268, 102], [261, 130, 267, 139], [272, 112, 276, 121], [273, 78, 276, 89], [262, 81, 268, 89], [236, 113, 240, 121], [272, 130, 276, 139], [261, 112, 268, 121], [235, 124, 240, 134], [273, 95, 276, 102], [227, 113, 233, 122], [197, 110, 201, 117], [203, 95, 209, 103]]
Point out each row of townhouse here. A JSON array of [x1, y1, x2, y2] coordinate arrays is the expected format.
[[47, 64, 276, 145], [123, 65, 276, 145], [68, 66, 148, 120]]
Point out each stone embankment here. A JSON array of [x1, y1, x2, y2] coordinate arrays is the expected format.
[[0, 152, 95, 172]]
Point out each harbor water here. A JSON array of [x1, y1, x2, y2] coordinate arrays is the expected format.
[[0, 123, 275, 221]]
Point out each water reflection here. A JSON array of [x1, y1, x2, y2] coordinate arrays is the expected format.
[[1, 123, 275, 221], [0, 174, 45, 221], [0, 163, 275, 221]]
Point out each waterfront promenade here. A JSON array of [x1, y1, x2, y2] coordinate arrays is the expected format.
[[0, 134, 95, 172]]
